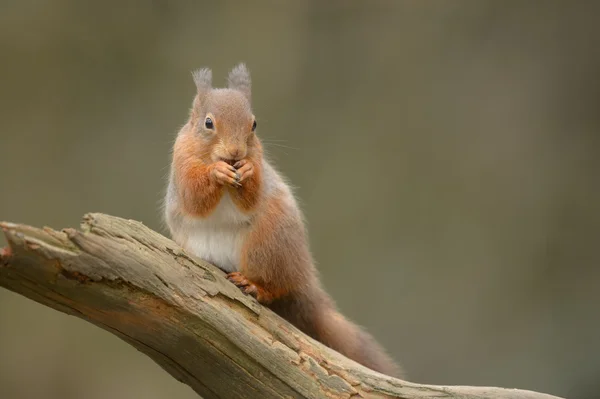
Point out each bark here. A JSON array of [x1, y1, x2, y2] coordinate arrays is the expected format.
[[0, 213, 564, 399]]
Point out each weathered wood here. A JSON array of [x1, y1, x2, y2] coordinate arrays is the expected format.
[[0, 213, 564, 399]]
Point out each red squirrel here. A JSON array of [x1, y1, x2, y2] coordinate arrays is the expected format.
[[164, 64, 401, 377]]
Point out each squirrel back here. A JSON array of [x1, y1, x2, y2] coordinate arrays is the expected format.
[[164, 64, 402, 378]]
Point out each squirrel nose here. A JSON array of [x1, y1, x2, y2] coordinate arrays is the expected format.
[[227, 148, 243, 160]]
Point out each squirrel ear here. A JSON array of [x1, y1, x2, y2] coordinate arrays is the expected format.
[[192, 68, 212, 97], [227, 63, 251, 101]]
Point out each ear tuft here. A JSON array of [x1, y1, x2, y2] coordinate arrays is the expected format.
[[192, 68, 212, 95], [227, 63, 251, 101]]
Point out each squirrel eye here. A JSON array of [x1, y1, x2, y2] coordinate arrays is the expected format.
[[252, 120, 257, 131], [205, 117, 214, 130]]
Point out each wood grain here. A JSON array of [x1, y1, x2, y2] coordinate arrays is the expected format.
[[0, 213, 564, 399]]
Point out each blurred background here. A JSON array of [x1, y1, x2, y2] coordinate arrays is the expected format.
[[1, 1, 599, 398]]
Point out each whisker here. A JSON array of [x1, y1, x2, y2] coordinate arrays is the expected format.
[[262, 143, 300, 151]]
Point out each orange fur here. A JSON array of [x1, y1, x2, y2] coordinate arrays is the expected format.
[[238, 190, 314, 299], [229, 154, 262, 212], [173, 131, 224, 217], [165, 64, 403, 378]]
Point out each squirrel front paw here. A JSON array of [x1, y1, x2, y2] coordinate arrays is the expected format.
[[210, 161, 242, 188], [226, 272, 274, 304], [233, 159, 254, 182]]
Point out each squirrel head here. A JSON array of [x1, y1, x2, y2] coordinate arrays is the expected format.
[[189, 63, 259, 164]]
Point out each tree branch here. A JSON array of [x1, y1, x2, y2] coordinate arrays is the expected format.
[[0, 213, 563, 399]]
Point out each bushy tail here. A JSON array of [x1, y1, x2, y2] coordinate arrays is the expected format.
[[314, 306, 403, 378], [270, 288, 403, 377]]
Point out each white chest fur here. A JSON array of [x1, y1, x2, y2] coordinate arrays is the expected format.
[[177, 192, 252, 273]]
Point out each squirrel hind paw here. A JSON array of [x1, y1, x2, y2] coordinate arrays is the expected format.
[[226, 272, 250, 287], [226, 272, 274, 304]]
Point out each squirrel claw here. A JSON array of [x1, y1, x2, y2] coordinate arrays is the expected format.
[[242, 284, 258, 298], [226, 272, 262, 301], [227, 272, 250, 287]]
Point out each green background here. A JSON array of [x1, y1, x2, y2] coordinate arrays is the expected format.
[[1, 1, 598, 398]]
